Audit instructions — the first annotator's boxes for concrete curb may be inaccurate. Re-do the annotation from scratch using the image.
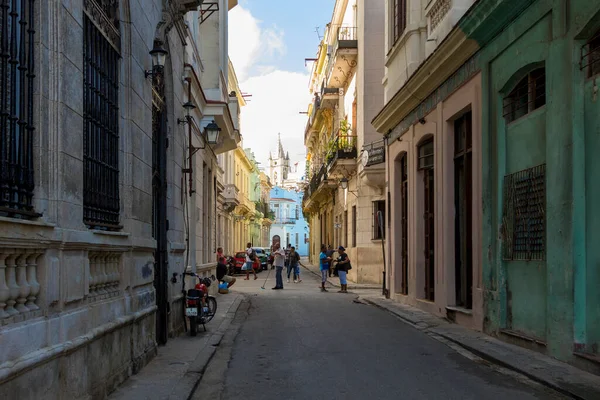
[168,295,244,400]
[361,297,600,400]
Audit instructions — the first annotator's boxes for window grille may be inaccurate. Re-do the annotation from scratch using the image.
[372,200,385,240]
[502,164,545,261]
[352,205,357,247]
[0,0,38,217]
[581,31,600,78]
[152,59,166,239]
[502,68,545,123]
[83,3,121,229]
[392,0,407,44]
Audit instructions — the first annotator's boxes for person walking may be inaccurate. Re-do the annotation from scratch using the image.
[289,246,303,283]
[216,247,236,288]
[326,245,335,277]
[244,242,258,281]
[319,244,332,292]
[336,246,351,293]
[272,243,286,290]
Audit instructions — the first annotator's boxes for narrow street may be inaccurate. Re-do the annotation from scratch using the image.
[193,270,565,400]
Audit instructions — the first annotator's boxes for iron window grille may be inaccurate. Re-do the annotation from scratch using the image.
[352,205,357,247]
[502,68,546,123]
[83,5,121,229]
[0,0,38,218]
[502,164,546,261]
[372,200,385,240]
[392,0,407,45]
[581,30,600,78]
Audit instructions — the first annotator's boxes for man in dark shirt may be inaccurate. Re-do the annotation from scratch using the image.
[216,247,236,288]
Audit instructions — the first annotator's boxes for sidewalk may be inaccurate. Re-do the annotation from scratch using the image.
[108,292,245,400]
[299,257,382,290]
[361,295,600,400]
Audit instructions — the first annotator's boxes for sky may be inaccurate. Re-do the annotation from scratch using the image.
[228,0,335,174]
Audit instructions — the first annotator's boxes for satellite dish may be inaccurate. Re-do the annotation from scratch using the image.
[361,150,369,167]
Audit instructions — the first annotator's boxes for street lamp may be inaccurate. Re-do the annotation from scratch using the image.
[340,177,349,190]
[204,120,221,144]
[145,41,168,78]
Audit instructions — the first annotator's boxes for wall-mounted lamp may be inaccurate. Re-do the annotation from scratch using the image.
[177,101,197,125]
[339,177,358,197]
[182,118,222,195]
[145,41,168,78]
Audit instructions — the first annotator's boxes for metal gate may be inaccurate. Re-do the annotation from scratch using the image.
[400,155,408,295]
[423,168,435,301]
[151,58,168,345]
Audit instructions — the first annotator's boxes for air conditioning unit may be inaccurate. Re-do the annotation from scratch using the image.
[180,0,203,12]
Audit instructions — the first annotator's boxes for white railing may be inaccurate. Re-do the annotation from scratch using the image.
[0,249,43,320]
[88,252,121,297]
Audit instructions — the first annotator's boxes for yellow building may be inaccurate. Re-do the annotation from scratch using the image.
[302,0,386,284]
[230,145,257,251]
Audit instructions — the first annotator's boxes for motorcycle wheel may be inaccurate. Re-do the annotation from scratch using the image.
[189,316,197,336]
[203,296,217,323]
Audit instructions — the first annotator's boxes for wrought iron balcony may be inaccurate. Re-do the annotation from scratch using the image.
[326,134,358,179]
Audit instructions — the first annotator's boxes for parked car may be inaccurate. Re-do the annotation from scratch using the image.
[252,247,268,270]
[233,251,260,273]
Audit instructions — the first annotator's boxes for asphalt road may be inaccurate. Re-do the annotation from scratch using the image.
[208,270,566,400]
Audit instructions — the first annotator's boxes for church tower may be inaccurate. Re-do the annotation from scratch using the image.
[268,133,290,187]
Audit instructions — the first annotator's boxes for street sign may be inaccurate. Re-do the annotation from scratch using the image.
[365,146,385,166]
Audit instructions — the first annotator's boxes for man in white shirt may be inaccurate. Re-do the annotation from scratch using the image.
[272,243,286,290]
[244,242,258,281]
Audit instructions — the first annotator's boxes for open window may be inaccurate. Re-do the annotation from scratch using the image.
[581,30,600,78]
[502,68,546,123]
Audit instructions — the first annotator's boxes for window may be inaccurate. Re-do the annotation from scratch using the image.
[295,233,299,247]
[352,206,357,247]
[344,210,348,247]
[454,112,473,309]
[0,0,37,217]
[373,200,385,240]
[502,68,546,123]
[151,42,166,239]
[83,0,121,228]
[418,139,435,301]
[392,0,407,45]
[295,205,299,219]
[582,31,600,78]
[286,232,290,247]
[502,164,546,261]
[418,139,434,170]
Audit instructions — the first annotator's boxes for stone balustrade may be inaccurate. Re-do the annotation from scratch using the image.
[88,252,122,298]
[0,249,42,321]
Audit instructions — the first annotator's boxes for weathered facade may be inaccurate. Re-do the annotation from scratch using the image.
[374,0,600,372]
[0,0,241,397]
[303,0,386,284]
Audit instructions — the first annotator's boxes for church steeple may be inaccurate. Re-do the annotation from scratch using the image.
[278,133,285,159]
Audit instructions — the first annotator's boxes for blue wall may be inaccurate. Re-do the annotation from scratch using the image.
[269,186,309,256]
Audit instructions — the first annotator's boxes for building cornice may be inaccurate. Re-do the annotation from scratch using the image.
[372,28,478,134]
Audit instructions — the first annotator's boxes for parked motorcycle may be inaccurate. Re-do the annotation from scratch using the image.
[225,255,236,276]
[182,272,218,336]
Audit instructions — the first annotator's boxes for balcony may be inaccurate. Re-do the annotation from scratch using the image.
[274,217,298,225]
[325,133,358,180]
[325,26,358,89]
[302,164,337,212]
[223,184,240,211]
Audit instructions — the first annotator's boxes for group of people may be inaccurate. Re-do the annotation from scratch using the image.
[270,243,303,290]
[319,245,351,293]
[215,242,352,293]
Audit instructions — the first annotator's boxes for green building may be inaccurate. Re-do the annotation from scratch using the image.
[467,0,600,369]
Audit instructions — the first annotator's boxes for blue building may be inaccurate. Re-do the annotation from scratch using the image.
[269,186,309,256]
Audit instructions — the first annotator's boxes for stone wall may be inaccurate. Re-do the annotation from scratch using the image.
[0,0,170,397]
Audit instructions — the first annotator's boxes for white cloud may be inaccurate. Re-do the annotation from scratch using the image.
[228,6,286,81]
[239,70,311,170]
[228,5,311,173]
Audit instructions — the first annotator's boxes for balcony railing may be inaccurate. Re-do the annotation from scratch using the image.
[274,217,298,224]
[326,134,358,168]
[326,25,358,85]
